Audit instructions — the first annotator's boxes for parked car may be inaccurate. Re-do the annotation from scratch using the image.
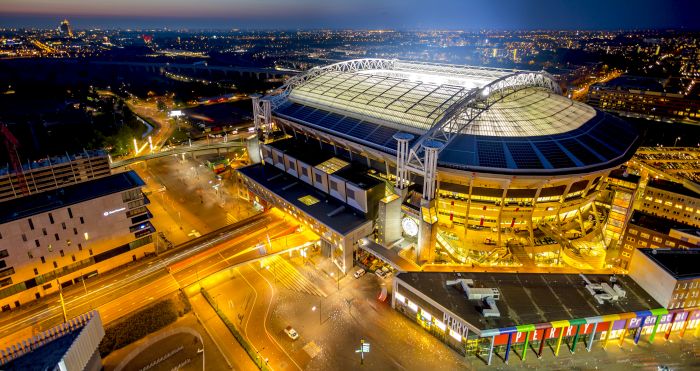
[375,269,386,278]
[284,326,299,340]
[353,268,366,278]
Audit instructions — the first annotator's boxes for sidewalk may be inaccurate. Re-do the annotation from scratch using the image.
[190,293,259,371]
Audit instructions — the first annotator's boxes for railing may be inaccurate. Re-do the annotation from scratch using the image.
[200,288,273,371]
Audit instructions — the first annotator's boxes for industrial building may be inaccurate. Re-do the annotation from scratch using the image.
[240,59,641,272]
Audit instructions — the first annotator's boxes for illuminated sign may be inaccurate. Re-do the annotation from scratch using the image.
[401,217,419,237]
[443,312,470,338]
[169,110,183,117]
[103,207,126,216]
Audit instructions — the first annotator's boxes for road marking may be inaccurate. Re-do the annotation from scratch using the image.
[250,264,303,371]
[237,267,257,337]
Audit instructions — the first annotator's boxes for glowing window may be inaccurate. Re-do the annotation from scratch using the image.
[435,320,447,331]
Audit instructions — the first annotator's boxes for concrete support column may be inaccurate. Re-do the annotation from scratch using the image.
[393,133,414,192]
[416,140,442,264]
[421,140,442,201]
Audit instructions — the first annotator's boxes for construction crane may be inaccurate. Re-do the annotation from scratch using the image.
[1,124,30,196]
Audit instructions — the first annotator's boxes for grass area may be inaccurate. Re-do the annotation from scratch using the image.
[98,290,192,357]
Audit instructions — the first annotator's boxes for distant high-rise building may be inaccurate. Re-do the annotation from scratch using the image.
[59,19,73,37]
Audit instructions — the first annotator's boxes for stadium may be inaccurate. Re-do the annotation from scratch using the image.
[240,59,640,273]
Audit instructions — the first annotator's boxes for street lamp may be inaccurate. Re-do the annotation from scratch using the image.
[675,136,681,146]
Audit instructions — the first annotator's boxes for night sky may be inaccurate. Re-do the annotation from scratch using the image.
[1,0,697,30]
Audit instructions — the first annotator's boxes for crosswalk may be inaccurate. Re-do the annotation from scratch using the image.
[263,255,326,297]
[225,212,237,225]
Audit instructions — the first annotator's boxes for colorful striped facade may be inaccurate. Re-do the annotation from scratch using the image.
[393,272,700,365]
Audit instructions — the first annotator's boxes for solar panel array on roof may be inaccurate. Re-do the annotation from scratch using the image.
[273,102,402,152]
[577,135,617,160]
[534,141,577,169]
[477,141,508,168]
[560,138,602,165]
[505,142,543,169]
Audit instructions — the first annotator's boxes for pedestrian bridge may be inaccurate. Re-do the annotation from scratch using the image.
[109,141,246,168]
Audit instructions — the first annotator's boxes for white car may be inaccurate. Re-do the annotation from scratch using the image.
[353,268,366,278]
[284,326,299,340]
[374,269,386,278]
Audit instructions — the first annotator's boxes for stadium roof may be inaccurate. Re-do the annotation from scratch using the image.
[268,59,640,175]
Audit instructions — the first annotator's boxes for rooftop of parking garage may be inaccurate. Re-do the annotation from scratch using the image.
[238,163,370,235]
[266,137,333,166]
[628,210,698,235]
[395,271,661,333]
[333,167,383,190]
[646,178,700,199]
[637,248,700,280]
[608,168,641,184]
[0,171,144,224]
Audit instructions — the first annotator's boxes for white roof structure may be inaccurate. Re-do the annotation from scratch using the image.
[267,59,639,174]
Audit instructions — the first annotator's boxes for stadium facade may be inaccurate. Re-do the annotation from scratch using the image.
[239,59,640,273]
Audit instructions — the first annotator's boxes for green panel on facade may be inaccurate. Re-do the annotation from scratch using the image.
[569,318,587,326]
[515,324,536,332]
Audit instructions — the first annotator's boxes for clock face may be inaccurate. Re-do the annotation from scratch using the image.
[402,217,419,237]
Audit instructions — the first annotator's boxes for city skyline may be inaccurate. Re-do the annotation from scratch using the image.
[0,2,698,370]
[1,0,698,30]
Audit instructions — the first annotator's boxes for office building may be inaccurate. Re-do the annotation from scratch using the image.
[0,171,155,311]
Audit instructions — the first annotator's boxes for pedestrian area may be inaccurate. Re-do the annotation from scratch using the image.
[357,238,421,273]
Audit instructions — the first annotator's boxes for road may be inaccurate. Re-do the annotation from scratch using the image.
[0,213,270,347]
